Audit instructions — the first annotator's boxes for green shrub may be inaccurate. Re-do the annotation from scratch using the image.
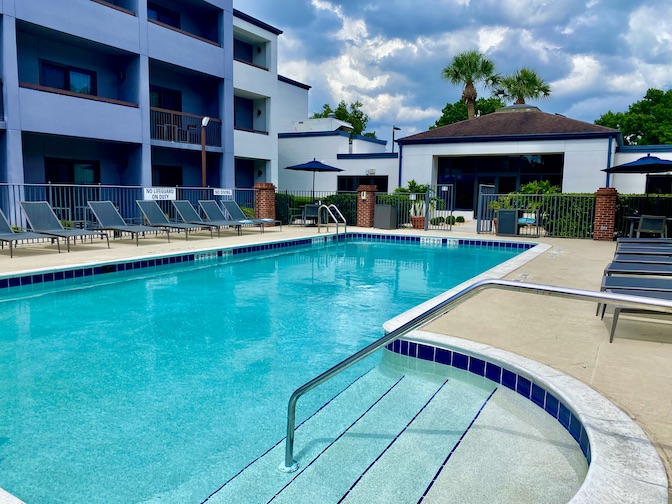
[456,216,465,223]
[430,216,445,225]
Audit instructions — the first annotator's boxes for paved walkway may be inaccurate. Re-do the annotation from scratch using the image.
[1,222,670,499]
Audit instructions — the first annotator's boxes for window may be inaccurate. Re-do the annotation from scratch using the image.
[234,96,254,130]
[150,85,182,111]
[45,158,101,184]
[41,62,96,96]
[148,2,180,28]
[234,39,254,64]
[337,176,389,193]
[152,165,182,186]
[647,175,672,195]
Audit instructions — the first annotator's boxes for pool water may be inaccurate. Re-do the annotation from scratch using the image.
[0,240,522,503]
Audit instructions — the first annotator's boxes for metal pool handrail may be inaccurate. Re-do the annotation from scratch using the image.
[317,204,346,235]
[280,278,672,472]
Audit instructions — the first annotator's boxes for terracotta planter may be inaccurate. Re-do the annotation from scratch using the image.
[411,216,425,229]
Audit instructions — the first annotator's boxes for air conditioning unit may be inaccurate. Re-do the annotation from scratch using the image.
[366,169,376,175]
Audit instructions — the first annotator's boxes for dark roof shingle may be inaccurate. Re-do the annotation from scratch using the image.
[400,107,619,143]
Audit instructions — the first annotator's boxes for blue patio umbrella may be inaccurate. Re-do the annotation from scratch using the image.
[603,154,672,174]
[285,158,344,201]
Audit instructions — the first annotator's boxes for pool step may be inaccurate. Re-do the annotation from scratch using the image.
[207,366,496,504]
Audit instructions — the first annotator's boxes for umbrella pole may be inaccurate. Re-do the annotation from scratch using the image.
[312,171,316,203]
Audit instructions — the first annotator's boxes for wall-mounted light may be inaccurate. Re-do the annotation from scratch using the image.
[257,109,262,116]
[256,46,262,54]
[361,191,367,200]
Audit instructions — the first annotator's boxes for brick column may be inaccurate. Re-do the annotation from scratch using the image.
[356,185,377,227]
[254,182,277,227]
[593,187,617,241]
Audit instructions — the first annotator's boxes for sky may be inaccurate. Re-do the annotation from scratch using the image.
[232,0,672,149]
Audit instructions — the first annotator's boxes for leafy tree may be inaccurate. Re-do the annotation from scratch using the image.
[311,100,376,138]
[429,97,505,129]
[442,50,499,120]
[595,88,672,145]
[494,67,551,105]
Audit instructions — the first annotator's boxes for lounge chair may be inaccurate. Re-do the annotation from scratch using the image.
[172,200,233,238]
[136,200,211,240]
[88,201,169,245]
[634,215,667,238]
[613,254,672,264]
[198,200,259,235]
[20,201,109,252]
[601,288,672,342]
[604,261,672,277]
[220,200,282,231]
[0,208,59,257]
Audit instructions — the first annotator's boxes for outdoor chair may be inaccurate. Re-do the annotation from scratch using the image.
[136,200,211,240]
[198,200,260,235]
[20,201,109,252]
[0,208,58,257]
[220,200,282,231]
[600,288,672,343]
[635,215,667,238]
[88,201,169,245]
[172,200,235,238]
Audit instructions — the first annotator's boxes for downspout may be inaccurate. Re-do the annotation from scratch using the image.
[605,135,613,188]
[397,143,403,188]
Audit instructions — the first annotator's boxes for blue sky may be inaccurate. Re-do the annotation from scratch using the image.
[233,0,672,148]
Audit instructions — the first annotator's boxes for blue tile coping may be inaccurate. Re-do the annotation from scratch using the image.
[385,339,591,463]
[0,233,535,292]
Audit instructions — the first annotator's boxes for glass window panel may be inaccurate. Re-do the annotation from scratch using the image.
[41,63,66,90]
[70,71,92,95]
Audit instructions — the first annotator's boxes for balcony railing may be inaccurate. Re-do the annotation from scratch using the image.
[150,108,222,147]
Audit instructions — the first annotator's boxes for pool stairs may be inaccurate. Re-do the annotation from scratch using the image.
[205,363,497,504]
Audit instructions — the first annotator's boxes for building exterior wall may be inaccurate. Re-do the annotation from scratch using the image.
[0,0,234,188]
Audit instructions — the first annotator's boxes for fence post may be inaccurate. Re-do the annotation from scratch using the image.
[593,187,617,241]
[356,185,377,227]
[254,182,277,226]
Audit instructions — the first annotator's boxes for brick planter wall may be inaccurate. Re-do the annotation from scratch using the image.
[593,187,617,241]
[254,182,277,227]
[356,185,377,227]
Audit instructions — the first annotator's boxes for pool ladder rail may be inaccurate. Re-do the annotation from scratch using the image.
[279,278,672,473]
[317,204,346,236]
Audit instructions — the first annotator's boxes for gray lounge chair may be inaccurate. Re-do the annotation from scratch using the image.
[136,200,211,240]
[0,208,58,257]
[88,201,169,245]
[172,200,233,238]
[613,254,672,264]
[634,215,667,238]
[601,288,672,342]
[20,201,109,252]
[198,200,256,235]
[220,199,281,231]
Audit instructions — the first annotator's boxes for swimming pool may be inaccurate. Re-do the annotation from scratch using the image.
[0,236,551,502]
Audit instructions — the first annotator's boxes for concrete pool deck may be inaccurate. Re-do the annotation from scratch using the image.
[0,222,670,501]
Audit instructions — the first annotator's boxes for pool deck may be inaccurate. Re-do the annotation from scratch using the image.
[1,222,670,501]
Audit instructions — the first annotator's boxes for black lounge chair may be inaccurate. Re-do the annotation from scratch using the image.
[0,208,58,257]
[220,200,281,231]
[612,254,672,265]
[88,201,169,245]
[604,261,672,277]
[172,200,232,238]
[136,200,211,240]
[198,200,256,235]
[20,201,109,252]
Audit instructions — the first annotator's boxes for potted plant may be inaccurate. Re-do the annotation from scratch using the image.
[409,199,426,229]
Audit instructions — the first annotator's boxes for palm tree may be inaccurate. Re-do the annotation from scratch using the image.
[442,50,499,120]
[495,67,551,105]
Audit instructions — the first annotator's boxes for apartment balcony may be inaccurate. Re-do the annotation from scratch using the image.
[150,108,221,147]
[18,83,142,142]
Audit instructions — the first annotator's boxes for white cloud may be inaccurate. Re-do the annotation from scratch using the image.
[477,27,508,53]
[623,5,672,60]
[551,55,601,96]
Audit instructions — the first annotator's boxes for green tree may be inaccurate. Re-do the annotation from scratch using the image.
[311,100,376,138]
[442,50,499,120]
[595,88,672,145]
[494,67,551,105]
[429,97,505,129]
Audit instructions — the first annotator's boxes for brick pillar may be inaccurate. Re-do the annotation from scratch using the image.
[254,182,277,227]
[593,187,617,241]
[356,185,377,227]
